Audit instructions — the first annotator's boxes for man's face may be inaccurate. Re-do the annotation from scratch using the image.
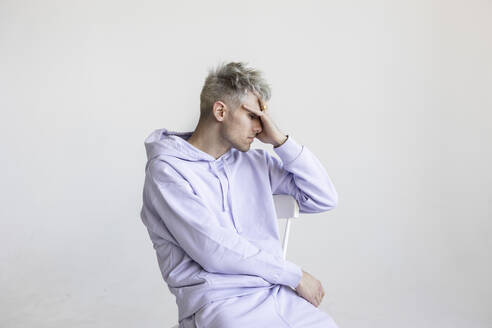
[222,91,263,152]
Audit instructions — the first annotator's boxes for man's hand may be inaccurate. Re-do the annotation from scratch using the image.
[241,90,287,147]
[295,269,325,307]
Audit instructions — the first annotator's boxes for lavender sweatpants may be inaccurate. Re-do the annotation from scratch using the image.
[179,284,340,328]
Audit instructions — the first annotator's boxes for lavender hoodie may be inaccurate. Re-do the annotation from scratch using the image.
[140,128,338,321]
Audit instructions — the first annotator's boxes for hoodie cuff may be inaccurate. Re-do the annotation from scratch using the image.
[278,260,303,289]
[273,135,303,166]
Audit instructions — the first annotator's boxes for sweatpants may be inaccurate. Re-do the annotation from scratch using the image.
[179,284,340,328]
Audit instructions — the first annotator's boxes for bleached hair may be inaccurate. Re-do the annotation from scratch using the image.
[199,61,271,119]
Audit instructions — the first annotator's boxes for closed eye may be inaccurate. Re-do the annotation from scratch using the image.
[249,114,257,119]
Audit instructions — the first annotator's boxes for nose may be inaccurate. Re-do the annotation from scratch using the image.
[253,120,262,134]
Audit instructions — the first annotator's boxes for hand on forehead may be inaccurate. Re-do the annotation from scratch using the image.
[251,88,267,111]
[241,88,267,114]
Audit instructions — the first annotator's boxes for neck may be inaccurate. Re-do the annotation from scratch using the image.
[187,119,231,160]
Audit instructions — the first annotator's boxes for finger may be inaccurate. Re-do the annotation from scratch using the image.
[241,104,264,116]
[258,98,266,111]
[258,98,267,111]
[251,88,263,103]
[251,88,267,111]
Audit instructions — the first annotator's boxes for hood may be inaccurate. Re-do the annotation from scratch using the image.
[144,128,234,164]
[144,128,235,212]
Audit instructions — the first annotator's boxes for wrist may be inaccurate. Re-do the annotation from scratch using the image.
[273,134,288,148]
[295,269,305,290]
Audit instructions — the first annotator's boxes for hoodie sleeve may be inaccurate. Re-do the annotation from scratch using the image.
[145,161,303,289]
[267,135,339,213]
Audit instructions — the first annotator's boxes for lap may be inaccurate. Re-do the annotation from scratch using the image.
[179,285,339,328]
[275,284,339,328]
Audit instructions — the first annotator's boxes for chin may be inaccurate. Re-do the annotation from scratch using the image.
[233,143,251,152]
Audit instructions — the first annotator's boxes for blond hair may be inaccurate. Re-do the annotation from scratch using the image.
[199,61,271,119]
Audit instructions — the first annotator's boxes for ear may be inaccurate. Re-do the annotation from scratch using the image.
[212,101,227,122]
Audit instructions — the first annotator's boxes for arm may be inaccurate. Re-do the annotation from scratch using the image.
[267,135,339,213]
[240,93,338,212]
[269,136,335,307]
[145,161,302,289]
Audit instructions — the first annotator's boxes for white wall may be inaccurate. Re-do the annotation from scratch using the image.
[1,0,491,327]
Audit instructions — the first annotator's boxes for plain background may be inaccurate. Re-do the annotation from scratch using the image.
[1,0,491,327]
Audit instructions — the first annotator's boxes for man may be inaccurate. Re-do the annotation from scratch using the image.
[140,62,340,327]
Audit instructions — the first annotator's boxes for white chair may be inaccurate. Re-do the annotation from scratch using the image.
[170,194,300,328]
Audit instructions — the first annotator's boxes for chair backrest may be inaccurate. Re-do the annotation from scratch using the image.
[273,194,300,259]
